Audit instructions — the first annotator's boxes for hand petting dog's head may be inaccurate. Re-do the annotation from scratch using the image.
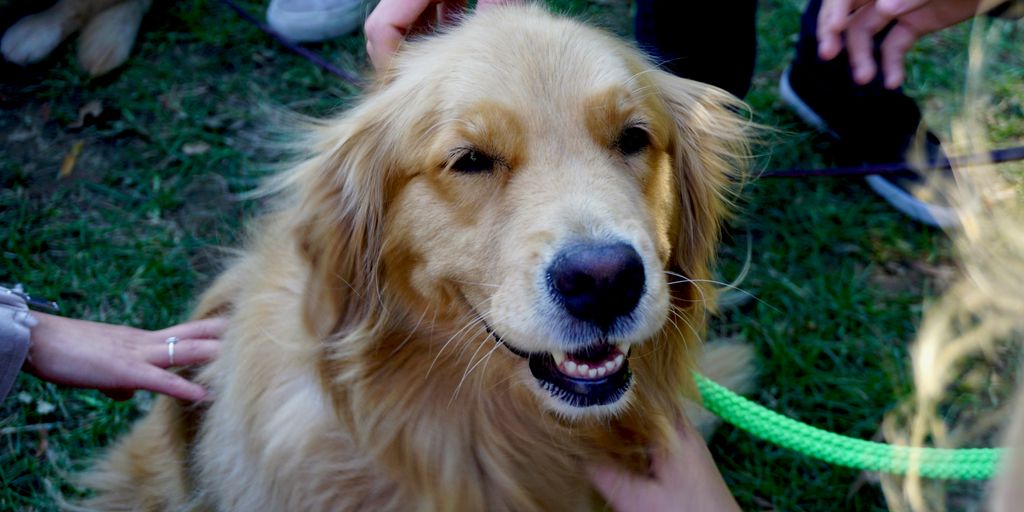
[290,5,749,420]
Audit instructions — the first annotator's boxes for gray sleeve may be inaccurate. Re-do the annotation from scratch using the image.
[0,287,37,402]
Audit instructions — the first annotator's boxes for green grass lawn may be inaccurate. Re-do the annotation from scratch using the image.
[1,0,1021,510]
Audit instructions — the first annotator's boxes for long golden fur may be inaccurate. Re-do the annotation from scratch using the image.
[83,5,752,510]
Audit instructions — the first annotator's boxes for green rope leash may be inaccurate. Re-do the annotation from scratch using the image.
[693,372,1004,480]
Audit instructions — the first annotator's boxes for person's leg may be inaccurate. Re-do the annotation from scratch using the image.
[635,0,758,99]
[780,0,957,227]
[784,0,927,165]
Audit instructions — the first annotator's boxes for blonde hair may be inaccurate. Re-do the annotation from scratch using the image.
[880,12,1024,511]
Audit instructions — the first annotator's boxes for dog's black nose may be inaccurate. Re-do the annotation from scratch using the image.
[547,242,645,329]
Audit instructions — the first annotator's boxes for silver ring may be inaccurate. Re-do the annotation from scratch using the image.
[165,336,178,366]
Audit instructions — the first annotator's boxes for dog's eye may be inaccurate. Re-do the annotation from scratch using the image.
[614,126,650,156]
[450,150,496,173]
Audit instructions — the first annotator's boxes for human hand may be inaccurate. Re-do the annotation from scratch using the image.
[24,314,224,401]
[587,418,740,512]
[817,0,986,88]
[364,0,519,70]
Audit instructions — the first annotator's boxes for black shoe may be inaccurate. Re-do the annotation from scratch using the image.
[779,64,958,228]
[778,0,959,228]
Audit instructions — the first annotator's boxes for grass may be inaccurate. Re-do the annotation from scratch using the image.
[1,0,1021,510]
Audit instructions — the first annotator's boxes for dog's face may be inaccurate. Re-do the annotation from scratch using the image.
[295,6,746,419]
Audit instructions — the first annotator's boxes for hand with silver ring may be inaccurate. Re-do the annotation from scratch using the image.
[24,314,225,401]
[165,336,179,366]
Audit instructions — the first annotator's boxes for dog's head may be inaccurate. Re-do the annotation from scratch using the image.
[288,5,749,420]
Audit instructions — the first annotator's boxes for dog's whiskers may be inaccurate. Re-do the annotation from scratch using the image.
[426,313,487,378]
[449,333,506,407]
[665,271,714,307]
[388,307,432,357]
[664,270,775,311]
[667,304,702,342]
[663,282,712,305]
[331,270,365,299]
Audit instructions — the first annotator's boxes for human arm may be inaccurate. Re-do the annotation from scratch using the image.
[23,313,224,401]
[587,418,740,512]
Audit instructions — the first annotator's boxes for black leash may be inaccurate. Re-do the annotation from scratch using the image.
[761,145,1024,178]
[217,0,1024,178]
[217,0,363,87]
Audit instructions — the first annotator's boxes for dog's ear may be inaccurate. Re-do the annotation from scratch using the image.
[278,93,417,339]
[652,71,751,284]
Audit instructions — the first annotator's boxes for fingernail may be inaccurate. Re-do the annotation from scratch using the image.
[818,43,834,61]
[855,67,872,85]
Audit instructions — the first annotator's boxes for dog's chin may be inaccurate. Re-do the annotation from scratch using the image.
[503,338,635,416]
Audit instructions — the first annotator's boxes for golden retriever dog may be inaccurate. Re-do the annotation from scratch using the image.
[83,5,753,510]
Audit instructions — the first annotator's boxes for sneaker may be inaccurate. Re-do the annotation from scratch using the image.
[780,65,959,228]
[266,0,371,43]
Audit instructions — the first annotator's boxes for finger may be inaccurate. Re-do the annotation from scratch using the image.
[876,0,930,16]
[586,463,650,511]
[818,0,853,60]
[365,0,439,70]
[845,5,893,84]
[122,364,208,401]
[817,0,872,60]
[147,339,221,368]
[156,316,227,342]
[879,24,916,88]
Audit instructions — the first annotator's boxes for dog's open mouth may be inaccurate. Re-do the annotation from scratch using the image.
[503,338,633,408]
[530,341,633,407]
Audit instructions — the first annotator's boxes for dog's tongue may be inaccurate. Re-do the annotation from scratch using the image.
[551,342,627,380]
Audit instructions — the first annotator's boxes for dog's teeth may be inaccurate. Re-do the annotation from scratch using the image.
[588,369,598,378]
[597,367,607,377]
[552,351,566,366]
[579,364,589,373]
[565,361,577,373]
[604,361,616,372]
[614,354,624,366]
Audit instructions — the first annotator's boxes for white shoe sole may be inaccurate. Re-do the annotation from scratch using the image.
[267,1,368,42]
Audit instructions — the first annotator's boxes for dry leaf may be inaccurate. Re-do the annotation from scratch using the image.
[68,100,104,129]
[59,141,84,179]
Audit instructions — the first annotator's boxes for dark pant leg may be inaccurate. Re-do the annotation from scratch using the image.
[789,0,930,165]
[635,0,758,99]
